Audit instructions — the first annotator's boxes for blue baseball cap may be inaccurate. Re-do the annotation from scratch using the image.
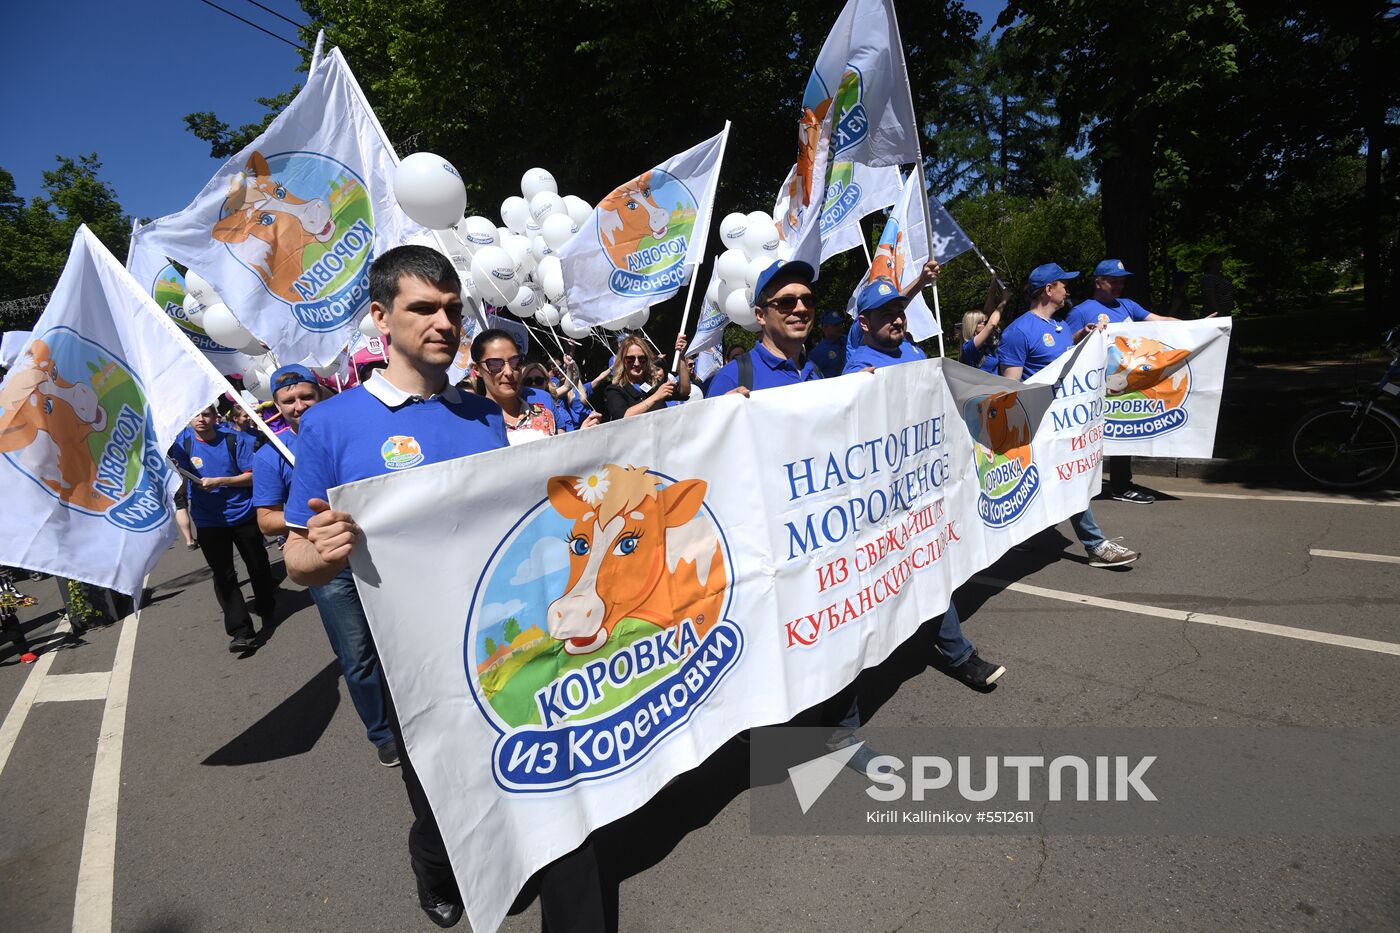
[1027,263,1080,289]
[753,260,816,306]
[855,278,907,315]
[1094,259,1132,277]
[820,310,847,326]
[269,364,318,393]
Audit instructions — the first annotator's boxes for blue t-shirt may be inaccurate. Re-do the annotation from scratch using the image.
[251,430,299,509]
[810,338,847,378]
[842,339,927,373]
[997,312,1075,379]
[706,342,823,396]
[960,338,999,374]
[1065,297,1150,333]
[171,428,256,528]
[285,376,508,528]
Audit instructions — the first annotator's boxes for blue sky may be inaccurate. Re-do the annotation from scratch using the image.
[1,0,1006,224]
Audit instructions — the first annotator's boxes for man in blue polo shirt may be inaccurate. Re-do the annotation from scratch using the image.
[252,364,398,769]
[810,310,849,378]
[841,278,1006,691]
[1001,263,1138,569]
[706,260,822,396]
[283,245,602,931]
[1065,259,1193,505]
[171,403,277,653]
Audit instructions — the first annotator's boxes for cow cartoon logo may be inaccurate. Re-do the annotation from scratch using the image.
[1103,335,1192,438]
[148,264,239,356]
[963,391,1041,528]
[0,328,171,531]
[380,435,423,470]
[464,463,741,792]
[213,150,375,333]
[596,171,698,299]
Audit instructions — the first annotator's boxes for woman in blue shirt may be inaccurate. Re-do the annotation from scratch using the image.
[959,279,1008,373]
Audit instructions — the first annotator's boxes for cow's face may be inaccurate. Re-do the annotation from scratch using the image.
[213,151,334,248]
[1109,337,1190,395]
[601,171,669,245]
[975,392,1028,456]
[545,476,707,655]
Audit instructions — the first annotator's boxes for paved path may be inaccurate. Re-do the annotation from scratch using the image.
[2,477,1397,932]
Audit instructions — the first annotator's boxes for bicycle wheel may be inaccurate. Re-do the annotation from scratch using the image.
[1291,403,1400,489]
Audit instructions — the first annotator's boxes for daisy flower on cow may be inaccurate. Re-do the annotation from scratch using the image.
[574,469,610,506]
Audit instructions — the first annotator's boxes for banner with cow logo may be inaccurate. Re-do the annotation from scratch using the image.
[331,332,1111,933]
[815,162,903,262]
[558,126,729,328]
[0,226,233,595]
[133,48,421,367]
[125,234,253,376]
[776,0,921,271]
[1028,319,1233,459]
[844,169,936,342]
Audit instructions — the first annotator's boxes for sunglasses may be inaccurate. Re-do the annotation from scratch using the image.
[623,354,651,365]
[764,293,816,312]
[478,355,526,375]
[523,378,547,387]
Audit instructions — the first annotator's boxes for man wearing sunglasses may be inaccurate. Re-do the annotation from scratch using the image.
[706,260,823,396]
[282,245,603,930]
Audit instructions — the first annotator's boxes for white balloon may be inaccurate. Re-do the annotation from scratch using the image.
[358,313,380,338]
[745,210,774,229]
[470,245,518,307]
[601,314,630,332]
[741,318,762,333]
[744,255,773,288]
[501,234,531,274]
[521,167,558,201]
[562,195,592,228]
[501,196,530,234]
[718,212,750,250]
[723,288,756,322]
[529,190,564,225]
[394,152,467,230]
[311,359,342,378]
[534,303,561,327]
[240,334,267,356]
[460,268,481,301]
[541,213,576,251]
[715,248,749,285]
[459,215,499,250]
[507,284,540,318]
[244,373,273,402]
[626,307,650,329]
[496,226,513,243]
[742,219,780,259]
[184,269,219,306]
[537,256,566,301]
[181,292,207,328]
[560,312,590,339]
[202,302,254,351]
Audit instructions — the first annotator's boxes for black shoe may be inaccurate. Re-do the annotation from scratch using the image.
[229,634,256,653]
[942,652,1006,692]
[416,879,463,929]
[377,740,401,768]
[1111,488,1155,504]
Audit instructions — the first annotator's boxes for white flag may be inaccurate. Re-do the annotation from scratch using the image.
[125,234,253,376]
[846,170,937,341]
[1,330,33,368]
[777,0,922,270]
[685,267,728,360]
[0,227,231,595]
[559,126,729,327]
[133,49,421,366]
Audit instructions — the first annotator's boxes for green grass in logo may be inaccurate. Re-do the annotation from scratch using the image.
[82,358,146,496]
[299,177,373,295]
[480,617,679,728]
[152,273,185,315]
[631,208,696,276]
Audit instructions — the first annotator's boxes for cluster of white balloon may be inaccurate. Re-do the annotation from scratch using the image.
[388,153,648,343]
[707,210,783,330]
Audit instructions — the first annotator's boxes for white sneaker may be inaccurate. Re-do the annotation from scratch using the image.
[1089,539,1139,568]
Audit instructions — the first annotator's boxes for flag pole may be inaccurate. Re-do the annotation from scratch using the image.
[671,121,731,372]
[931,282,946,358]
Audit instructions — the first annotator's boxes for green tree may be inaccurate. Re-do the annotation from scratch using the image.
[502,618,522,644]
[484,637,498,657]
[185,89,301,159]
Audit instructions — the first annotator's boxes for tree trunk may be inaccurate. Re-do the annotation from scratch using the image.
[1097,112,1157,303]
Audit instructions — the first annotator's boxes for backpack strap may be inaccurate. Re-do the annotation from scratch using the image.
[737,351,754,392]
[225,432,239,468]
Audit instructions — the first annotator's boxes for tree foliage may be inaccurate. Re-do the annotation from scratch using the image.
[184,89,301,160]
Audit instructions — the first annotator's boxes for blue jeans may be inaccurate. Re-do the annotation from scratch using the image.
[1071,505,1106,552]
[309,569,393,749]
[930,601,973,668]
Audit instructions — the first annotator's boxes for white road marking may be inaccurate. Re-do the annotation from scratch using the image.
[1160,489,1400,507]
[71,609,140,933]
[1309,548,1400,565]
[36,671,111,704]
[0,617,71,777]
[975,577,1400,658]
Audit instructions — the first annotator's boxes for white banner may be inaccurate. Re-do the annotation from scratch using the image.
[125,235,253,376]
[0,227,231,595]
[1029,319,1232,459]
[559,127,728,327]
[332,332,1110,932]
[133,49,421,367]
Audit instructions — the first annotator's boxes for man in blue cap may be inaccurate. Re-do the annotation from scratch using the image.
[1065,259,1192,505]
[706,260,822,396]
[811,310,849,378]
[252,364,400,769]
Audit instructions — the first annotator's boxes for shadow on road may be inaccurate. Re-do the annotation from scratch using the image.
[201,660,340,766]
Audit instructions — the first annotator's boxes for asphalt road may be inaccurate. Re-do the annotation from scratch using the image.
[2,477,1398,933]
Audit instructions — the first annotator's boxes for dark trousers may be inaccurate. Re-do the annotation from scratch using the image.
[383,679,606,931]
[197,518,276,638]
[1108,455,1133,493]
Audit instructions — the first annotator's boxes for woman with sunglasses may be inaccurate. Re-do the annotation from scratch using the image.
[470,330,599,445]
[597,333,690,422]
